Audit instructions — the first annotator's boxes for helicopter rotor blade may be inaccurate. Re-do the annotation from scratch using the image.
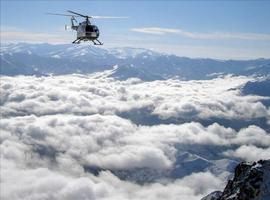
[91,16,129,19]
[48,11,129,20]
[46,12,78,17]
[66,10,128,19]
[67,10,88,18]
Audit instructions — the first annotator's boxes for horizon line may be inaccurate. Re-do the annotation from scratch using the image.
[1,41,270,61]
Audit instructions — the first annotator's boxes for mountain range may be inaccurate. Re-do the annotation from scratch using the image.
[1,43,270,80]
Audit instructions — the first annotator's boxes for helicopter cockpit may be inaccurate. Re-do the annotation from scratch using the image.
[86,25,99,35]
[77,21,100,39]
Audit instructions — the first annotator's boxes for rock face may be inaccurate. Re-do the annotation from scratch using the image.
[202,160,270,200]
[202,191,223,200]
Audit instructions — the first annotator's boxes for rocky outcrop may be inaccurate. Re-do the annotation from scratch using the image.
[202,160,270,200]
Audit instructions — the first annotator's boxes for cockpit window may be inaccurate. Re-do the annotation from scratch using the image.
[85,25,99,32]
[85,25,94,32]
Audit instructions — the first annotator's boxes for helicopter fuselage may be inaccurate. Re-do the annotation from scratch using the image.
[75,21,99,40]
[71,20,102,45]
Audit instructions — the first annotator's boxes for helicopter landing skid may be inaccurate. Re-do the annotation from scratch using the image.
[92,39,103,45]
[72,38,103,45]
[72,38,81,44]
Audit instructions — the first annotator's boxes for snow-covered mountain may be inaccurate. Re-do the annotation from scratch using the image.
[242,79,270,97]
[202,160,270,200]
[1,43,270,80]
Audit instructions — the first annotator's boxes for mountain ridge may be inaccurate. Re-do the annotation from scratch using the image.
[202,160,270,200]
[1,43,270,80]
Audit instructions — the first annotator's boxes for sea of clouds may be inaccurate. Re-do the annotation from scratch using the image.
[1,73,269,200]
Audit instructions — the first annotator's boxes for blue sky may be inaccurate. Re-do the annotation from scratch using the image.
[1,0,270,59]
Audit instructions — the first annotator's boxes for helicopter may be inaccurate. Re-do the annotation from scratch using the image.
[47,10,128,45]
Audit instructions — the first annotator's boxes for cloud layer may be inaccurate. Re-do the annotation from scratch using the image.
[1,74,269,199]
[0,27,72,44]
[1,74,269,124]
[131,27,270,41]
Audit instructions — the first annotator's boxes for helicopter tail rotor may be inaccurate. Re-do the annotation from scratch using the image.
[64,25,70,30]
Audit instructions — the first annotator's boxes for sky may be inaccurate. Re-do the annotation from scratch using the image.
[1,0,270,59]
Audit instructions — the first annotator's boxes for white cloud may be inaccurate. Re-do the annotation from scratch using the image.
[85,145,173,170]
[1,75,268,122]
[1,74,269,199]
[232,125,270,147]
[131,27,182,35]
[131,27,270,41]
[0,27,72,44]
[224,145,270,162]
[1,166,223,200]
